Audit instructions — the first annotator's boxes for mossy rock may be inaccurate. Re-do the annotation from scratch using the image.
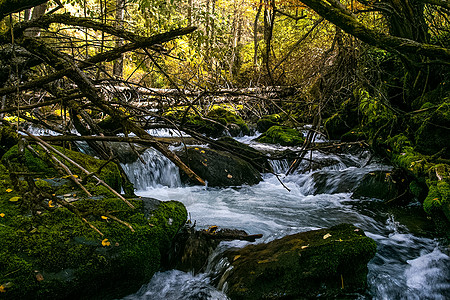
[424,181,450,216]
[177,147,262,187]
[256,126,304,146]
[256,114,283,133]
[0,191,187,299]
[2,144,122,193]
[0,125,18,158]
[165,107,249,138]
[217,223,376,299]
[206,108,250,137]
[211,136,272,173]
[352,169,412,203]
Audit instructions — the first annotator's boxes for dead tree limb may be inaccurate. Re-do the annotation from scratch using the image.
[23,130,136,209]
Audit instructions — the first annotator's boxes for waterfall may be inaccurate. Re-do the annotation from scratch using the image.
[121,148,181,190]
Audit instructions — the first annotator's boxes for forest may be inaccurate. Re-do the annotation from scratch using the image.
[0,0,449,299]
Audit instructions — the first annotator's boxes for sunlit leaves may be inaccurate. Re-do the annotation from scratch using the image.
[9,197,20,202]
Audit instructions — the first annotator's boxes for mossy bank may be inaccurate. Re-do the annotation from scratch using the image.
[0,143,188,299]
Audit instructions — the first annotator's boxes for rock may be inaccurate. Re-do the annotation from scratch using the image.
[0,174,188,300]
[352,169,412,203]
[177,147,262,187]
[211,136,272,173]
[165,107,249,138]
[2,144,123,193]
[168,225,263,274]
[206,108,250,137]
[256,114,283,133]
[256,126,304,146]
[215,224,377,300]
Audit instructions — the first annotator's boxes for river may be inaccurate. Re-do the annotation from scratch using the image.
[119,133,449,300]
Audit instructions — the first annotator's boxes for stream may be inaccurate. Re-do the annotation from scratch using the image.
[116,133,450,299]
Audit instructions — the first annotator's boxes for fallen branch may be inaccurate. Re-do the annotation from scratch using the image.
[23,130,136,209]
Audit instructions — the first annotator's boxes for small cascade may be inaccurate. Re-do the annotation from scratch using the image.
[121,148,181,190]
[269,159,290,174]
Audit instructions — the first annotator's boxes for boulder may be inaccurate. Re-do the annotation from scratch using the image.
[177,147,262,187]
[206,108,250,137]
[352,169,412,203]
[0,168,188,300]
[168,225,262,274]
[211,136,272,173]
[215,224,376,299]
[2,144,123,193]
[256,114,283,133]
[165,107,249,138]
[256,126,304,147]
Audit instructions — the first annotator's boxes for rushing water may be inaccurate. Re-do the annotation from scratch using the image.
[121,134,449,300]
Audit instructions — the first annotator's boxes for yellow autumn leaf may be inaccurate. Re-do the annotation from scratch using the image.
[323,233,332,239]
[194,147,199,150]
[101,216,108,220]
[101,239,111,246]
[48,200,55,208]
[9,197,20,202]
[5,188,12,193]
[433,198,439,201]
[301,245,309,249]
[200,150,205,154]
[0,285,5,293]
[0,213,5,218]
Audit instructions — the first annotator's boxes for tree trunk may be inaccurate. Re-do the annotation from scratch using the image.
[113,0,125,79]
[253,0,263,68]
[24,2,47,37]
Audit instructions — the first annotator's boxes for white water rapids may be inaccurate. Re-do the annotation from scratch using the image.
[119,134,449,300]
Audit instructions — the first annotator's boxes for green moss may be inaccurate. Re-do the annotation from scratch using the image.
[0,125,18,158]
[165,107,249,137]
[256,125,304,146]
[223,224,376,299]
[424,181,450,216]
[2,144,122,193]
[256,114,283,133]
[0,193,187,299]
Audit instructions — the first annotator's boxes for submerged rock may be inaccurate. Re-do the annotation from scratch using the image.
[215,223,377,299]
[177,147,262,187]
